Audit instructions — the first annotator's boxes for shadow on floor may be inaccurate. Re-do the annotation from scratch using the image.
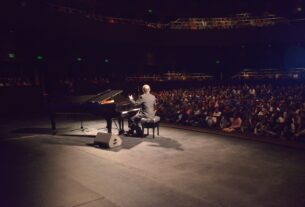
[34,134,184,152]
[12,128,56,135]
[145,137,184,151]
[11,127,183,151]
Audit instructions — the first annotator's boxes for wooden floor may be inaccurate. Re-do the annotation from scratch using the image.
[1,116,305,207]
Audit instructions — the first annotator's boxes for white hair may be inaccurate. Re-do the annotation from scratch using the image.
[142,84,151,93]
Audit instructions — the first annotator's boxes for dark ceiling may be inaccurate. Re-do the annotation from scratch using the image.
[1,0,305,75]
[2,0,305,24]
[47,0,304,21]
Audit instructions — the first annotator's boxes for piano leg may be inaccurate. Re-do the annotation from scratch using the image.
[106,118,112,133]
[118,117,125,135]
[121,117,125,131]
[51,114,56,130]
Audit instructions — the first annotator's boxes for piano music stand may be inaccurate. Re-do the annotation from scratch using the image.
[69,118,90,133]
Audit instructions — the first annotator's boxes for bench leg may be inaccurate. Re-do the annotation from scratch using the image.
[153,127,155,138]
[157,124,159,136]
[147,127,149,135]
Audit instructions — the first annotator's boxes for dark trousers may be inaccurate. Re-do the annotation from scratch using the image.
[128,113,144,135]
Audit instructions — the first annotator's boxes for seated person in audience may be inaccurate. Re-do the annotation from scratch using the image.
[276,112,286,138]
[220,113,230,129]
[212,108,222,126]
[205,111,214,128]
[295,112,305,138]
[222,113,243,133]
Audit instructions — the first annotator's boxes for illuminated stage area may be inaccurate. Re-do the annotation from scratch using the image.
[1,117,305,207]
[2,1,305,206]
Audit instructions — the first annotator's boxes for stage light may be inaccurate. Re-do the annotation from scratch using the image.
[297,7,302,12]
[148,9,153,14]
[104,59,109,63]
[36,55,44,60]
[77,57,82,62]
[8,53,15,59]
[216,60,220,64]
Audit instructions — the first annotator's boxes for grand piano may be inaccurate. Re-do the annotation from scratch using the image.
[49,89,140,134]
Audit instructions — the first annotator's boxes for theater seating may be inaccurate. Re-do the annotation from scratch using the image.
[141,116,160,138]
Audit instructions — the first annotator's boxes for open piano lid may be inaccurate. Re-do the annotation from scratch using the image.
[51,89,123,104]
[85,90,123,104]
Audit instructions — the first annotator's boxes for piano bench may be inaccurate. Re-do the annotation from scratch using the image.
[140,116,160,138]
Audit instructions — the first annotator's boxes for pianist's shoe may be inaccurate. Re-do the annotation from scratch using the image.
[135,127,144,138]
[126,129,135,137]
[125,128,144,137]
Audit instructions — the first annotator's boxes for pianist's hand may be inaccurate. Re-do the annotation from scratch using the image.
[128,95,134,100]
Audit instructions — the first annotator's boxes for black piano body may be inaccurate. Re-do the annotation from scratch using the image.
[49,89,139,134]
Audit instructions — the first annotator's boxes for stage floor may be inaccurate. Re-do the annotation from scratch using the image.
[1,116,305,207]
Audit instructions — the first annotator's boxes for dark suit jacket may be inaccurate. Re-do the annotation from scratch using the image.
[130,93,156,119]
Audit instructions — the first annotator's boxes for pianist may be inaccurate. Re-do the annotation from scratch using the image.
[128,84,157,136]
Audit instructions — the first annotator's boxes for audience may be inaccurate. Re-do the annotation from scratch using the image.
[2,74,304,141]
[0,77,34,88]
[155,84,305,140]
[49,76,110,94]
